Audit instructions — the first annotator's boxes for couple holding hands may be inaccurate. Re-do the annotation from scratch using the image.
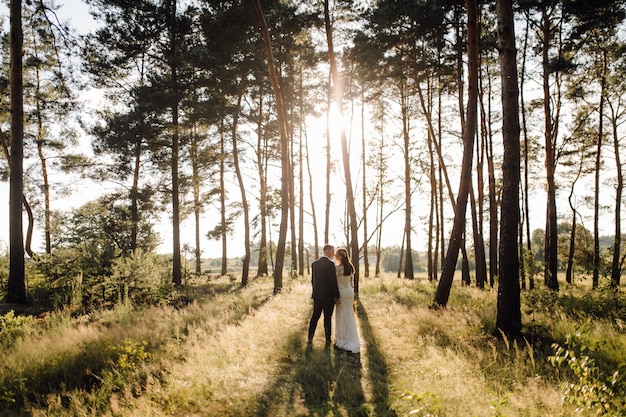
[307,244,361,354]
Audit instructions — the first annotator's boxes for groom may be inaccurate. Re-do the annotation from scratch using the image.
[307,244,341,346]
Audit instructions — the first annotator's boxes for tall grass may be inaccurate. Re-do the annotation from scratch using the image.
[0,274,624,416]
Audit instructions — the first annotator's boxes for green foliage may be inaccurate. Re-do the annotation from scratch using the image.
[550,326,626,416]
[523,285,626,322]
[0,311,36,348]
[108,250,175,307]
[0,252,8,298]
[380,246,426,274]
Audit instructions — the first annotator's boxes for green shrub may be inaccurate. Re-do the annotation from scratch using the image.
[550,326,626,416]
[0,311,36,348]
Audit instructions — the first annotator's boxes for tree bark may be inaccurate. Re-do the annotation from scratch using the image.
[219,116,227,276]
[541,7,559,291]
[8,0,26,303]
[34,66,51,255]
[610,103,623,287]
[324,0,359,293]
[298,75,305,277]
[232,91,250,286]
[169,0,182,286]
[433,0,479,308]
[304,125,319,261]
[401,82,414,279]
[190,122,202,275]
[256,88,269,277]
[592,53,606,289]
[495,0,522,337]
[361,87,369,278]
[253,0,289,294]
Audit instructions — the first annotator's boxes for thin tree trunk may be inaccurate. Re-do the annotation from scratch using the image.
[34,66,52,255]
[256,89,269,277]
[254,0,289,294]
[289,102,297,275]
[520,10,532,290]
[401,83,414,279]
[324,0,359,293]
[428,125,436,282]
[324,72,332,245]
[219,116,227,276]
[592,53,606,289]
[232,91,250,286]
[304,126,319,261]
[610,102,623,287]
[494,0,522,337]
[8,0,26,303]
[361,87,369,278]
[433,0,478,308]
[542,7,559,291]
[169,0,182,286]
[191,122,201,274]
[298,75,305,277]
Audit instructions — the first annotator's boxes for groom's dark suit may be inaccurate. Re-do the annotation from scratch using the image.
[308,255,340,344]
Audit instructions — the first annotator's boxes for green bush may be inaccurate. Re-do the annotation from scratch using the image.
[0,311,36,348]
[550,326,626,416]
[109,250,175,307]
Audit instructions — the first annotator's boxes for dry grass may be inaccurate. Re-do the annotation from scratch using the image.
[2,274,623,416]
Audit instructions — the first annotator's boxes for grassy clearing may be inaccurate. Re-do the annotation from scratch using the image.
[1,274,624,416]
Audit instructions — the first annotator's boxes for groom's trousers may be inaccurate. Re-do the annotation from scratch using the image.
[308,299,335,343]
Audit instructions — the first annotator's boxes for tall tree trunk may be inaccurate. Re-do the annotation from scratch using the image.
[169,0,182,286]
[375,118,385,278]
[8,0,26,303]
[232,91,250,286]
[254,0,289,294]
[494,0,522,337]
[324,0,359,293]
[520,10,532,290]
[542,7,559,291]
[256,89,269,277]
[304,127,319,261]
[191,122,201,275]
[131,124,142,254]
[479,54,498,289]
[324,72,332,245]
[401,83,414,279]
[610,102,623,287]
[219,116,227,276]
[433,0,478,308]
[361,87,369,278]
[428,125,436,282]
[592,53,606,289]
[34,66,51,255]
[298,75,305,277]
[289,104,297,275]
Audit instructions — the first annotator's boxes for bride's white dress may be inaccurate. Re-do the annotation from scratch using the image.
[334,265,360,353]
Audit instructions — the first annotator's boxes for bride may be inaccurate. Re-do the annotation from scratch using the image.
[334,248,360,354]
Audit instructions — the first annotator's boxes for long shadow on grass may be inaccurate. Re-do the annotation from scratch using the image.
[249,327,368,416]
[357,302,398,417]
[248,303,396,417]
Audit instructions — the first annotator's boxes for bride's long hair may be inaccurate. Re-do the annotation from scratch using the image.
[336,248,355,276]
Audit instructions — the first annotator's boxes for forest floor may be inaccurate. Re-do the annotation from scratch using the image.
[1,273,624,416]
